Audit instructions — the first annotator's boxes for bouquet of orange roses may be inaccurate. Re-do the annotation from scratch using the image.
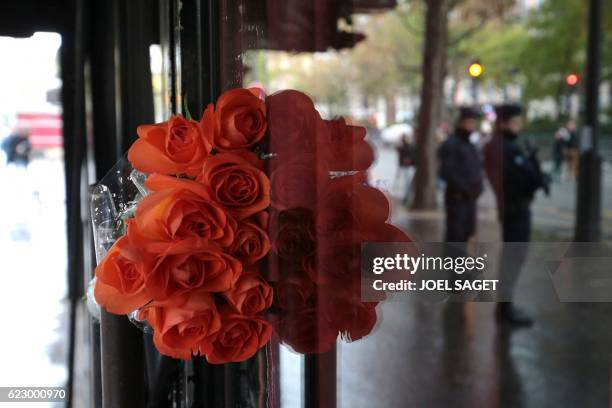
[90,87,411,364]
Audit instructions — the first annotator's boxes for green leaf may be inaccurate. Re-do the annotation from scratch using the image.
[183,93,193,121]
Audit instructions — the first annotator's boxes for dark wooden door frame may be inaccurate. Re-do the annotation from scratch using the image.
[0,1,96,406]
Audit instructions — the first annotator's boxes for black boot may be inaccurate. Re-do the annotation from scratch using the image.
[496,302,533,327]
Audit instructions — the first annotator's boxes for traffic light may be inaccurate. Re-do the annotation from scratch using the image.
[468,61,483,78]
[566,73,580,87]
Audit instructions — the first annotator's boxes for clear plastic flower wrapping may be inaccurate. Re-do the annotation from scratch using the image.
[87,156,149,330]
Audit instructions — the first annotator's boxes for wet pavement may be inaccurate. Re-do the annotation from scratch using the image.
[339,300,612,407]
[0,158,68,407]
[331,144,612,407]
[339,258,612,408]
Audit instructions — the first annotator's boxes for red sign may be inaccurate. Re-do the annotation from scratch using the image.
[16,112,63,148]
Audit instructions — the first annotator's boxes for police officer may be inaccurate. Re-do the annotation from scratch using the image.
[439,107,483,243]
[484,104,547,326]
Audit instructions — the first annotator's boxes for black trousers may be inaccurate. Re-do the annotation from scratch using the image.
[499,208,531,300]
[502,208,531,242]
[445,199,477,243]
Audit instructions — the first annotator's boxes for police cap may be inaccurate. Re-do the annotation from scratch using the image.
[495,104,523,121]
[458,106,482,121]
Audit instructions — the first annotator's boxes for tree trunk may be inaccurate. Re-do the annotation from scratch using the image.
[412,0,448,210]
[439,15,450,127]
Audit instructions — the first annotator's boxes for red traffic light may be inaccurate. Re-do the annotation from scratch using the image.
[566,73,580,86]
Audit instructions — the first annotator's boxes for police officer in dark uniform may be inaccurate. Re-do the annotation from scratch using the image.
[439,107,483,243]
[484,104,548,326]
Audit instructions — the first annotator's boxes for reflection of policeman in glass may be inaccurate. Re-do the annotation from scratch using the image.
[484,104,547,326]
[439,107,483,243]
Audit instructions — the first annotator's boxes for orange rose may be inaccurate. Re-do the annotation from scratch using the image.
[128,115,211,177]
[94,224,150,314]
[223,273,273,316]
[229,213,270,264]
[145,240,242,305]
[206,306,272,364]
[200,88,266,151]
[143,293,221,360]
[197,152,270,220]
[135,174,236,249]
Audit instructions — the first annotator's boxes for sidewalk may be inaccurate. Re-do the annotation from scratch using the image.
[336,195,612,407]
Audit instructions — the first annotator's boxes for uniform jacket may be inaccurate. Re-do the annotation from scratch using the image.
[438,133,483,201]
[484,132,544,214]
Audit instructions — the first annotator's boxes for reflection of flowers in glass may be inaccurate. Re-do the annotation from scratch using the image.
[306,241,360,286]
[266,90,413,354]
[274,270,315,311]
[317,176,390,235]
[277,309,338,354]
[267,90,323,153]
[271,208,316,261]
[326,118,375,172]
[269,155,328,211]
[320,289,378,342]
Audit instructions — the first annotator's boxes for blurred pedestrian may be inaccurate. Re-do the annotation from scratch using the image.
[552,122,569,180]
[557,119,578,180]
[397,133,415,169]
[438,107,483,243]
[395,133,415,203]
[484,104,548,326]
[1,127,31,167]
